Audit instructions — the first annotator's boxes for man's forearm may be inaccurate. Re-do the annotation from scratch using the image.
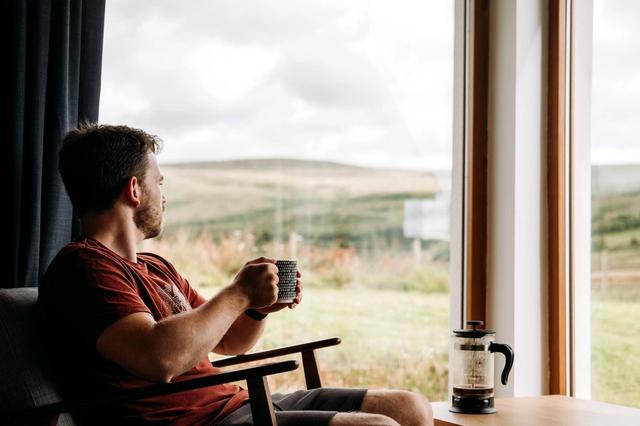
[216,312,266,355]
[151,285,249,380]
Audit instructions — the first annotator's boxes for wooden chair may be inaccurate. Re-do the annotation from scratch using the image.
[0,288,341,426]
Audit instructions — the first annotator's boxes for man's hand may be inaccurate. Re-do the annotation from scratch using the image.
[214,263,304,355]
[231,257,279,309]
[257,269,303,314]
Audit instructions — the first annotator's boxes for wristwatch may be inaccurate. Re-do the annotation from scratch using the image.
[244,308,268,321]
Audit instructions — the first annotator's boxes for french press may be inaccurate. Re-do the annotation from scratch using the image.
[449,320,514,414]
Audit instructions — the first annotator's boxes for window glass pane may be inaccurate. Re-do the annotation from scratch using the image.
[591,0,640,408]
[101,0,454,399]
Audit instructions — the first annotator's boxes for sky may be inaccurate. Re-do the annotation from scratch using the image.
[591,0,640,165]
[99,1,640,169]
[99,0,454,170]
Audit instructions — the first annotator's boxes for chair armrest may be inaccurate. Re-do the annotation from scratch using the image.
[1,360,299,422]
[212,337,341,367]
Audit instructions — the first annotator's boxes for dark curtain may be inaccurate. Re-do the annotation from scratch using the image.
[1,0,106,288]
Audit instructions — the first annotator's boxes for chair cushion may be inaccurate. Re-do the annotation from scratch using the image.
[0,288,75,425]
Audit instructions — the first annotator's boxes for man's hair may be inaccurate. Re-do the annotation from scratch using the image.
[59,123,162,217]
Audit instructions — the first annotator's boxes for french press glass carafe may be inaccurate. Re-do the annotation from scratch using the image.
[450,320,514,414]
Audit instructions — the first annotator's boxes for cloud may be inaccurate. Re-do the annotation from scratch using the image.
[590,0,640,164]
[271,47,391,110]
[103,0,348,48]
[100,1,640,169]
[99,0,454,170]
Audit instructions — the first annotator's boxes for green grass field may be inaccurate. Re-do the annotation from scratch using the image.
[592,292,640,407]
[198,286,450,399]
[590,169,640,406]
[195,283,640,407]
[155,159,640,407]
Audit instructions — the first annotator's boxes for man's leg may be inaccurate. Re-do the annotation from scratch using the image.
[215,388,432,426]
[356,389,433,426]
[330,412,400,425]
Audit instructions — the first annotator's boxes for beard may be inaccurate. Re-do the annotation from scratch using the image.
[134,194,164,239]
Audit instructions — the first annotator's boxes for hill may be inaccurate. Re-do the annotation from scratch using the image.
[159,158,446,248]
[593,164,640,196]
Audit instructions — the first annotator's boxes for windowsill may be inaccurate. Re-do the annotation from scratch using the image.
[431,395,640,426]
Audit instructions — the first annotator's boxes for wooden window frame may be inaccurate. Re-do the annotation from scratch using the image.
[464,0,490,326]
[464,0,575,395]
[548,0,574,396]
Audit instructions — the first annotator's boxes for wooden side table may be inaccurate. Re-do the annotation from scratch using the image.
[431,395,640,426]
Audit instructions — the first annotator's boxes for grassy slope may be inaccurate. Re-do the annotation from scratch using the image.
[159,160,640,406]
[160,160,451,398]
[590,166,640,407]
[592,165,640,270]
[161,159,441,246]
[199,286,450,399]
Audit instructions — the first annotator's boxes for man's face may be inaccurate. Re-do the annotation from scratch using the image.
[134,152,166,239]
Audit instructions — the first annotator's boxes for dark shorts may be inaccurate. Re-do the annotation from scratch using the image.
[214,388,368,426]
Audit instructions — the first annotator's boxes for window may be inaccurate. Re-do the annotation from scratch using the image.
[589,0,640,408]
[101,1,458,399]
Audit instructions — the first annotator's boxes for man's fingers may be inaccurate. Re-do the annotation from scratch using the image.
[246,256,276,266]
[291,282,302,306]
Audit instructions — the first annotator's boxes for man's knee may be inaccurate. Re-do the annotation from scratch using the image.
[397,390,431,409]
[330,413,400,426]
[396,390,433,424]
[364,389,433,426]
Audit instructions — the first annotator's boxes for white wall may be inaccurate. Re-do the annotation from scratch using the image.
[486,0,549,397]
[572,0,593,399]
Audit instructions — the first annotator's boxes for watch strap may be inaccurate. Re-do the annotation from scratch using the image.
[244,308,268,321]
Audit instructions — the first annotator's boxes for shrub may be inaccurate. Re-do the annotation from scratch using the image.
[362,264,449,293]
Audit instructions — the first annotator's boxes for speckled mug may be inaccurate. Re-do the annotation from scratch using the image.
[275,260,297,303]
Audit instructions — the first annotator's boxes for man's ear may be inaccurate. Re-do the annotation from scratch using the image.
[122,176,142,207]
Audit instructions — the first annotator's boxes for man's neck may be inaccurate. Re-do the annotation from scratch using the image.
[81,209,143,263]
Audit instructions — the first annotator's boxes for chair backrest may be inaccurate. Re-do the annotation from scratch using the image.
[0,288,75,426]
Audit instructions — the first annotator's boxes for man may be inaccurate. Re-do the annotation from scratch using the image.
[38,123,433,425]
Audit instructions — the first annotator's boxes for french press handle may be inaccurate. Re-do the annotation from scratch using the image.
[489,342,514,385]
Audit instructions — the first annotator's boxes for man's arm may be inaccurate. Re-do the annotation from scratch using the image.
[214,270,303,355]
[214,312,266,355]
[96,258,278,383]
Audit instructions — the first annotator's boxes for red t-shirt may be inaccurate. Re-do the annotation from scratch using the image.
[38,236,249,425]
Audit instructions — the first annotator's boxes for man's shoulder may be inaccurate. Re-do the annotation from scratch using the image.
[42,238,133,290]
[39,240,114,306]
[50,238,118,269]
[137,251,168,262]
[138,252,176,271]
